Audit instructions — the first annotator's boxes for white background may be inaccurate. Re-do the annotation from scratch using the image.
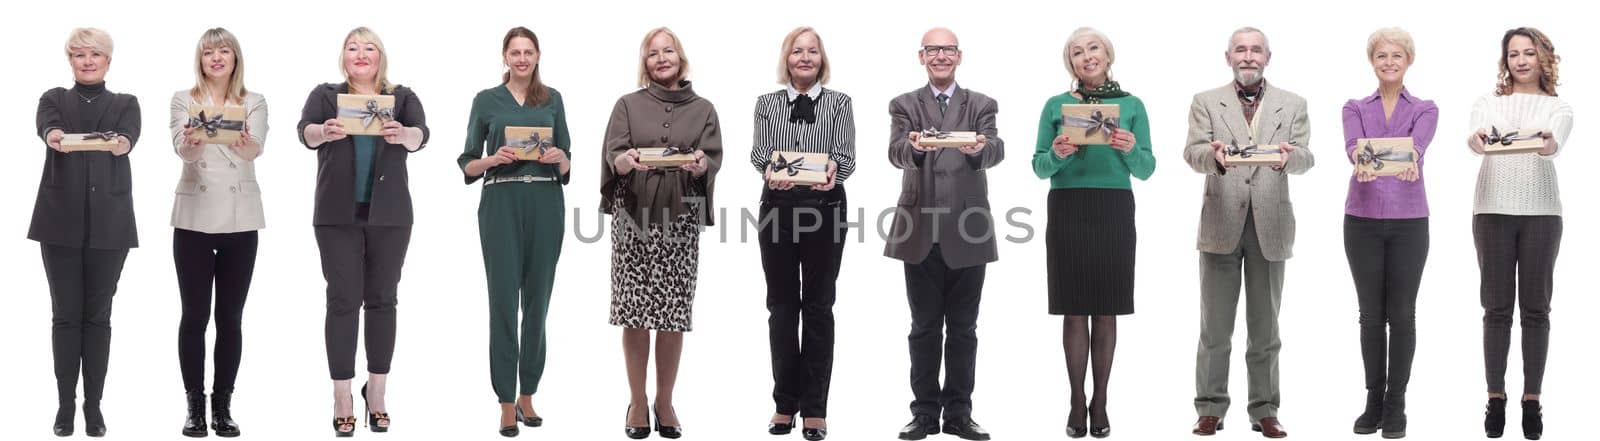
[1,0,1593,440]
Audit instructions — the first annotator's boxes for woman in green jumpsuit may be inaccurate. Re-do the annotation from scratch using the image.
[457,27,571,438]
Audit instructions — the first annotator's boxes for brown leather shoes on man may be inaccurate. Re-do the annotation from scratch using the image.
[1251,417,1288,438]
[1192,416,1223,436]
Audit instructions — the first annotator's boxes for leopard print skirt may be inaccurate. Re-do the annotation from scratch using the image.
[608,197,701,332]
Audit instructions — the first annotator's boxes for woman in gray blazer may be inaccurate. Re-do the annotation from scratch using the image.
[297,26,429,437]
[167,27,267,438]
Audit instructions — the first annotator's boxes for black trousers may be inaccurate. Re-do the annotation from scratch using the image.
[905,244,986,420]
[759,187,846,418]
[1473,214,1561,395]
[314,218,412,380]
[174,228,259,394]
[1343,216,1428,396]
[41,244,130,404]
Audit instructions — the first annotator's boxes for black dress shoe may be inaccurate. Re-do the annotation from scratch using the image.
[769,414,796,435]
[1090,426,1111,438]
[53,403,75,437]
[942,417,992,441]
[1066,425,1087,438]
[212,392,240,437]
[654,405,682,439]
[624,404,651,440]
[516,405,543,428]
[802,427,828,440]
[83,401,107,437]
[1485,397,1507,438]
[898,414,938,440]
[1522,400,1543,440]
[183,392,208,437]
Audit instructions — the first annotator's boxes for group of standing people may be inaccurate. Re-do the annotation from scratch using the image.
[28,22,1570,441]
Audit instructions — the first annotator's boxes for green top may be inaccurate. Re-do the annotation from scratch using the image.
[458,85,572,185]
[353,135,378,203]
[1031,92,1154,189]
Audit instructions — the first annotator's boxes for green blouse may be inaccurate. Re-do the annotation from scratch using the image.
[458,85,572,185]
[1031,92,1154,189]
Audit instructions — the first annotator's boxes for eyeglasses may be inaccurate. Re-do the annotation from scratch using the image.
[922,45,960,56]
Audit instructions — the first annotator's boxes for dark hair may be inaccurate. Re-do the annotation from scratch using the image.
[1496,27,1560,96]
[502,27,550,107]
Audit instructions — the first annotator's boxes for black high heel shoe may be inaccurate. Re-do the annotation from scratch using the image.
[516,404,543,427]
[1485,397,1507,438]
[801,418,828,441]
[1522,400,1543,440]
[654,404,683,439]
[624,404,651,439]
[333,416,357,438]
[500,406,520,438]
[769,414,796,435]
[1066,405,1088,439]
[212,392,241,437]
[53,402,75,437]
[83,400,107,437]
[362,383,390,433]
[1089,400,1111,438]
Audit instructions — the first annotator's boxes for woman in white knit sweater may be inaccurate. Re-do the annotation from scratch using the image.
[1464,27,1572,441]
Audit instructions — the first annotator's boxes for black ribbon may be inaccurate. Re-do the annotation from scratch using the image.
[82,131,119,142]
[508,131,553,157]
[769,152,826,176]
[790,94,816,124]
[921,128,952,139]
[337,99,395,129]
[1355,141,1415,171]
[1225,140,1282,158]
[658,145,696,156]
[1060,109,1120,140]
[1484,127,1542,146]
[188,110,246,138]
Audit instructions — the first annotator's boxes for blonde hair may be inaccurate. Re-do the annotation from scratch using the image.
[340,27,392,92]
[1062,27,1114,83]
[64,27,113,58]
[1495,27,1560,97]
[637,27,690,88]
[1366,27,1415,62]
[776,27,830,86]
[189,28,248,105]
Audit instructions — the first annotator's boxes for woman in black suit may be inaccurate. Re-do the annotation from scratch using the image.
[32,27,141,438]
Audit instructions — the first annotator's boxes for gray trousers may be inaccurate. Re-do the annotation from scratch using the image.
[1194,213,1284,420]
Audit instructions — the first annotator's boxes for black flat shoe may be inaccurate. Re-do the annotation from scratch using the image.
[83,401,107,437]
[624,404,651,439]
[1485,397,1507,438]
[333,416,357,438]
[898,414,939,440]
[1090,426,1111,438]
[212,392,240,437]
[53,403,74,437]
[183,392,208,437]
[769,414,796,435]
[803,427,828,440]
[362,383,390,433]
[1521,400,1542,440]
[515,405,543,428]
[654,405,682,439]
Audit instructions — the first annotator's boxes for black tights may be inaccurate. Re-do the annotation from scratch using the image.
[1063,315,1117,427]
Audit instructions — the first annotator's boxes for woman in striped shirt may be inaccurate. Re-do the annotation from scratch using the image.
[752,26,854,441]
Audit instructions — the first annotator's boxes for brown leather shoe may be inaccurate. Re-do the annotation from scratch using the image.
[1251,417,1287,438]
[1192,416,1223,436]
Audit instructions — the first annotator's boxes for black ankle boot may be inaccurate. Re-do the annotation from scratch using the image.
[53,401,75,437]
[1485,397,1507,438]
[1380,394,1406,439]
[212,392,240,437]
[83,400,106,437]
[1521,400,1542,440]
[1353,390,1383,435]
[183,392,208,437]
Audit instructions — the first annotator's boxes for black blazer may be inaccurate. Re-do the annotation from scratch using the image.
[29,87,142,249]
[297,83,428,226]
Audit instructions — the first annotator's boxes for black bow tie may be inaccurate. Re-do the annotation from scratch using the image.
[790,94,816,124]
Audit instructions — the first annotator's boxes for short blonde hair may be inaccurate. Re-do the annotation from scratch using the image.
[1367,27,1415,62]
[64,27,113,58]
[340,27,392,92]
[190,28,249,105]
[776,27,830,86]
[1062,27,1114,82]
[637,27,691,88]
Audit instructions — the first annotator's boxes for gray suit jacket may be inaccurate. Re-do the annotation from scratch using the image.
[1181,82,1313,261]
[884,86,1004,268]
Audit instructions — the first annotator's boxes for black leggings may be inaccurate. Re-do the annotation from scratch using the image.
[174,229,259,394]
[1343,215,1428,396]
[41,245,129,404]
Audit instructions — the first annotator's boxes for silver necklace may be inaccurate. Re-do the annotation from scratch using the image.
[75,90,104,104]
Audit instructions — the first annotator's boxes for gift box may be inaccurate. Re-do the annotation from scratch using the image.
[505,126,554,161]
[188,105,247,145]
[1481,126,1545,154]
[1353,137,1416,176]
[637,146,698,167]
[60,131,119,152]
[1059,103,1120,145]
[336,94,396,136]
[915,128,980,148]
[766,151,828,185]
[1223,140,1282,166]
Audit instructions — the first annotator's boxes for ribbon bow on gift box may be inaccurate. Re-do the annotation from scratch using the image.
[1483,127,1543,145]
[921,128,953,139]
[769,153,827,176]
[1060,109,1120,139]
[1356,141,1416,171]
[652,145,697,156]
[337,99,396,129]
[82,131,119,142]
[1224,140,1282,158]
[508,131,554,157]
[188,110,246,138]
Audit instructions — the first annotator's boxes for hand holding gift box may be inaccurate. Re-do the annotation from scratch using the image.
[637,145,698,168]
[505,126,554,161]
[1352,137,1417,181]
[60,131,121,153]
[1480,126,1546,154]
[187,105,247,145]
[766,151,829,186]
[336,94,396,136]
[1059,104,1120,146]
[1222,139,1282,167]
[914,128,980,149]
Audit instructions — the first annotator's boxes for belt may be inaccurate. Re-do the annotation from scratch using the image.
[484,175,557,186]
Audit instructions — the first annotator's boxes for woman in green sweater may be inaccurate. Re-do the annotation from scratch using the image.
[457,27,572,438]
[1032,27,1153,439]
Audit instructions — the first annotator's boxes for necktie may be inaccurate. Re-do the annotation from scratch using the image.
[937,93,949,117]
